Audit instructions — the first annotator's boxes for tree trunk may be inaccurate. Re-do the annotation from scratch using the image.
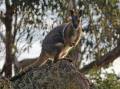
[4,0,13,78]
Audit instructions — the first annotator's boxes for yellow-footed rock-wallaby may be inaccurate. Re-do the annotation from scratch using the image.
[20,10,83,73]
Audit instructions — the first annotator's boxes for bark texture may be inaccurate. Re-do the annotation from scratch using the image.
[4,0,14,78]
[0,60,93,89]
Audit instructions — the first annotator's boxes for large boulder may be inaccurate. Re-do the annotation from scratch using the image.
[1,60,93,89]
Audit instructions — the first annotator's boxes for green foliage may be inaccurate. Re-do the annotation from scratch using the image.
[77,0,120,65]
[95,73,120,89]
[88,69,120,89]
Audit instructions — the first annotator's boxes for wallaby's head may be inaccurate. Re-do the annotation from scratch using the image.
[68,9,82,29]
[64,9,83,46]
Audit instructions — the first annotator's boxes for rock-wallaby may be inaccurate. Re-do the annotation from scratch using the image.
[21,10,83,73]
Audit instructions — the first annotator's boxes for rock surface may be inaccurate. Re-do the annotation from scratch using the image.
[0,60,92,89]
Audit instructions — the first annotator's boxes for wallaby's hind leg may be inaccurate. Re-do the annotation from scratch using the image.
[34,51,49,67]
[54,52,61,63]
[54,46,73,63]
[54,52,72,63]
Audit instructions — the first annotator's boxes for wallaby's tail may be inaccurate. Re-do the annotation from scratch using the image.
[10,51,49,81]
[22,51,48,73]
[32,51,49,67]
[19,58,37,69]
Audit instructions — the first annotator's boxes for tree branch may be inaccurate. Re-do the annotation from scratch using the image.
[80,45,120,73]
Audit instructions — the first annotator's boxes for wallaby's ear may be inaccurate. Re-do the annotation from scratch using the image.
[70,9,75,16]
[67,9,75,22]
